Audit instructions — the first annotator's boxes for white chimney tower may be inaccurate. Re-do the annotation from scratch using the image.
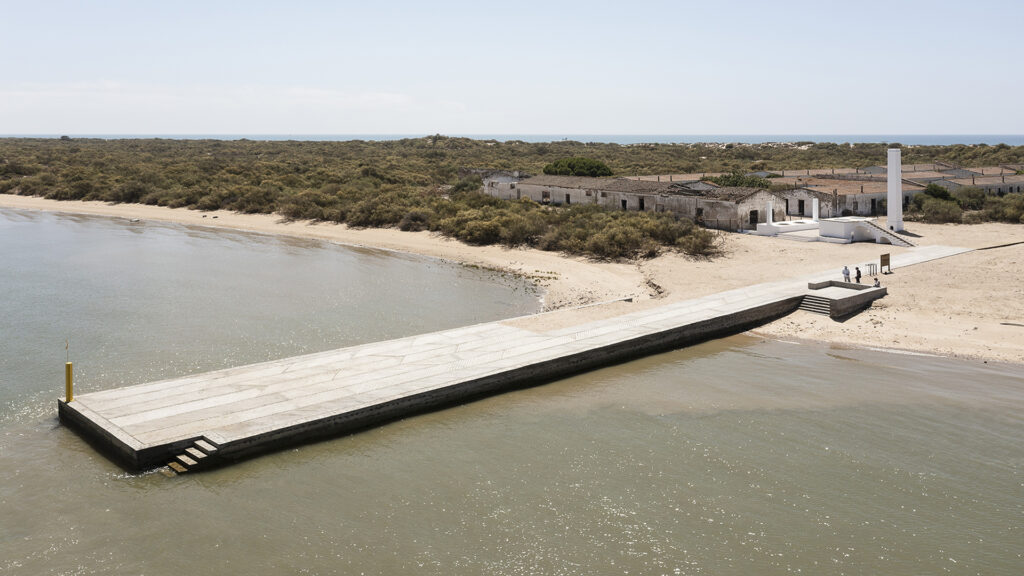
[887,148,904,231]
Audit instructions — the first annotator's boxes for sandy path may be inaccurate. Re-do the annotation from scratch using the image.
[4,194,1023,364]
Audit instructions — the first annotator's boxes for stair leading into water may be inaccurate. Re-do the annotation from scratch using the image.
[166,438,220,474]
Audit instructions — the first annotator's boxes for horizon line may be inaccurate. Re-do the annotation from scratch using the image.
[4,132,1023,136]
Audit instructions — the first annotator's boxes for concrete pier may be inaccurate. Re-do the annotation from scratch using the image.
[59,245,969,472]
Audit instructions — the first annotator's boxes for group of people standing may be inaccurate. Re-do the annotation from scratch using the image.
[842,265,881,287]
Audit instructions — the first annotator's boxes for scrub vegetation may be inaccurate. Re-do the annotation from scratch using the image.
[1,136,1022,255]
[542,157,613,177]
[907,182,1024,224]
[703,171,773,189]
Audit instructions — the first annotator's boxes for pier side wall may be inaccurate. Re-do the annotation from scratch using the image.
[831,287,887,318]
[58,400,142,468]
[58,400,201,471]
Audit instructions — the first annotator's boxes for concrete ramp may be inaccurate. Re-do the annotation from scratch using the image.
[859,219,915,247]
[818,217,916,246]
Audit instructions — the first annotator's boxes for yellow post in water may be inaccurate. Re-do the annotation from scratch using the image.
[65,362,73,403]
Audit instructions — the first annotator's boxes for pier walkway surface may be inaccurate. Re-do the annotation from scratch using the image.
[59,245,968,472]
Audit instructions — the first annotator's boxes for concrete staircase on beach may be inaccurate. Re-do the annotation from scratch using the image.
[799,294,831,315]
[166,438,220,475]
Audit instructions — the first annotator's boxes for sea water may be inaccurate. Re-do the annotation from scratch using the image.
[1,208,1021,575]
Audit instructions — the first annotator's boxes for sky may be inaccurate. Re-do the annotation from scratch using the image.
[1,0,1021,136]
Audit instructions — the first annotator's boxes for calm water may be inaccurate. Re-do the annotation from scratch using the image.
[0,210,540,424]
[1,210,1022,575]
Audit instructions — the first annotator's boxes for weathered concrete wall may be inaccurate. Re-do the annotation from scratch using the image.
[805,280,887,318]
[807,280,870,290]
[837,192,887,216]
[58,401,201,471]
[485,180,520,200]
[735,190,783,229]
[785,189,836,218]
[830,286,887,318]
[516,183,602,207]
[59,400,138,469]
[501,182,772,231]
[515,183,673,213]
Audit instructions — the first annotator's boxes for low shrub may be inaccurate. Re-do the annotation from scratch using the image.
[543,157,613,177]
[984,194,1024,223]
[584,225,659,259]
[704,171,771,189]
[920,197,962,223]
[495,212,546,246]
[229,185,278,214]
[676,228,723,258]
[451,175,482,194]
[459,219,503,245]
[398,210,435,232]
[962,211,986,224]
[952,187,986,210]
[279,190,336,220]
[913,182,958,210]
[195,189,237,211]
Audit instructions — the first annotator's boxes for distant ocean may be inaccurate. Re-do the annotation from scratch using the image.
[5,134,1024,146]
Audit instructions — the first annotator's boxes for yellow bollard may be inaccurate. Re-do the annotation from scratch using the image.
[65,362,73,403]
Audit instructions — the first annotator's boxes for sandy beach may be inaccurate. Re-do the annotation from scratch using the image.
[3,194,1023,364]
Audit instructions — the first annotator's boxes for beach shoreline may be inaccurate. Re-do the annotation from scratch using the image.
[4,193,1022,364]
[0,194,651,311]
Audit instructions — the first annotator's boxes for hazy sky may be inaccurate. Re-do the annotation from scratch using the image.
[2,0,1021,135]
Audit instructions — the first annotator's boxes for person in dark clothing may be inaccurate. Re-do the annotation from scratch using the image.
[855,267,862,283]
